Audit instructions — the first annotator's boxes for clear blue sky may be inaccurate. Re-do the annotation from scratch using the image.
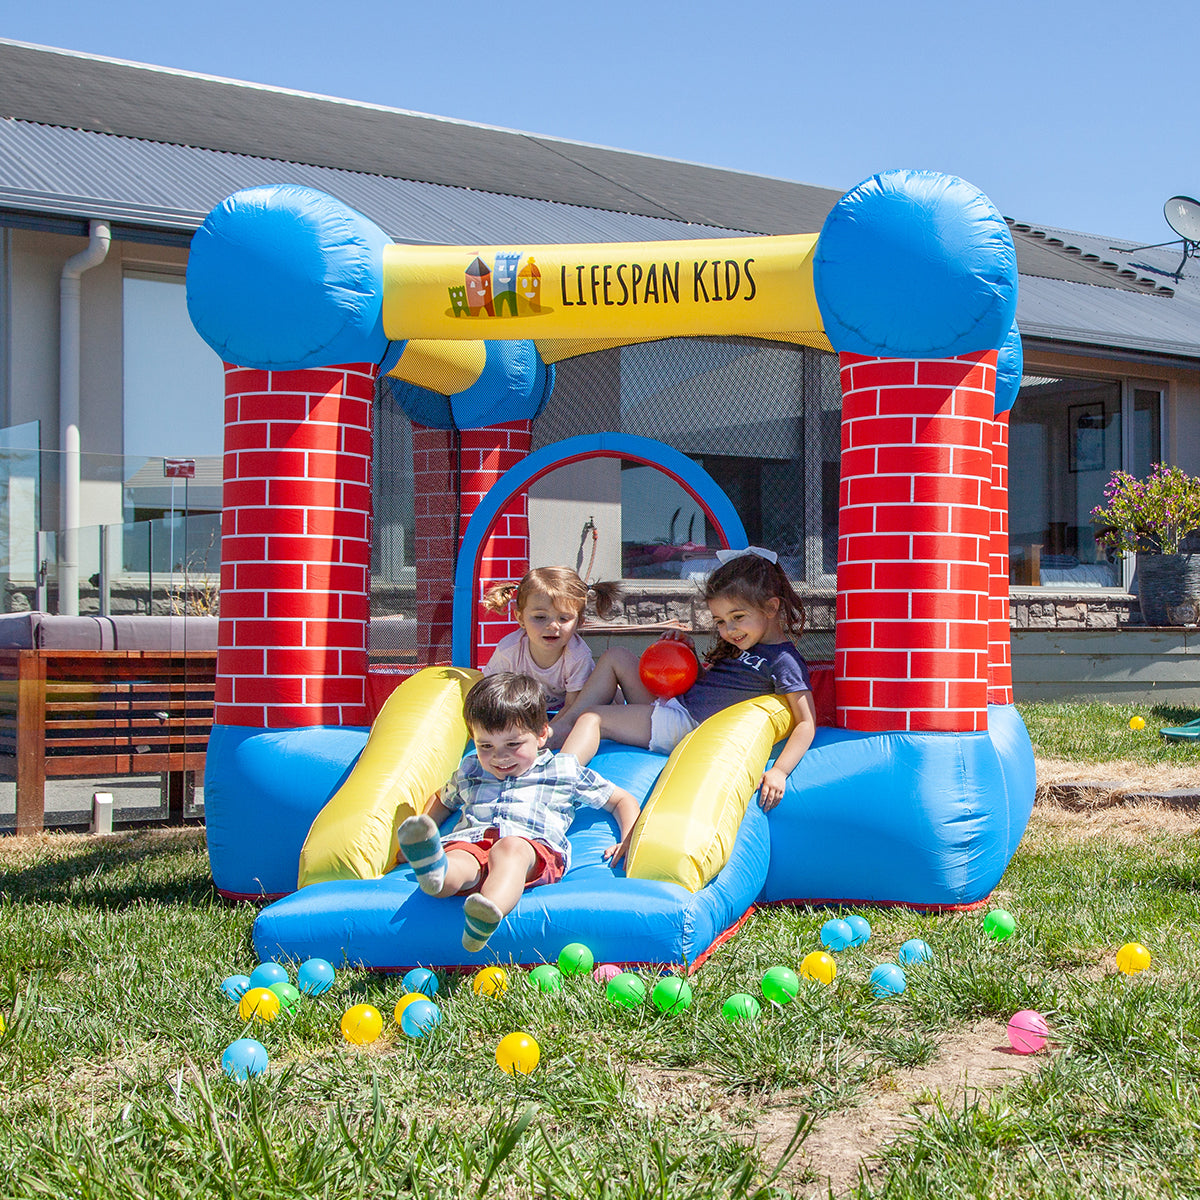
[1,0,1192,246]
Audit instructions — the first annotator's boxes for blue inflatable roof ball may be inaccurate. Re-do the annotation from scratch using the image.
[388,341,553,430]
[995,321,1024,416]
[813,170,1019,359]
[187,184,391,371]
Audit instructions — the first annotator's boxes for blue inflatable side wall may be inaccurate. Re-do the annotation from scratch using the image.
[760,705,1035,906]
[206,724,369,899]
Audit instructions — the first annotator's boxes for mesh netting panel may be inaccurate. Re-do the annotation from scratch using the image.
[373,337,842,661]
[535,336,842,578]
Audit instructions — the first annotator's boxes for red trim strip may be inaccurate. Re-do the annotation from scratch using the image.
[757,894,991,913]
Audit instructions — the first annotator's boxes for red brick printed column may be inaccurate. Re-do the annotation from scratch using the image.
[412,420,532,667]
[834,351,997,733]
[987,411,1013,705]
[217,363,374,728]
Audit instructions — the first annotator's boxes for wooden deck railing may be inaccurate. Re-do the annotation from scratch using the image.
[0,650,216,834]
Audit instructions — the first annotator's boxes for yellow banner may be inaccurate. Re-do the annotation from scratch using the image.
[382,234,823,343]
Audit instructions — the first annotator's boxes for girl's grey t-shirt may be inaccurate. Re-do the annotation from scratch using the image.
[681,641,811,723]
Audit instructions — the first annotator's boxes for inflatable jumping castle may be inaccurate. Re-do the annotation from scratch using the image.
[186,169,1036,970]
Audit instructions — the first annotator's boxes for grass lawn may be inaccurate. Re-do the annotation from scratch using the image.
[2,707,1199,1197]
[1016,701,1200,770]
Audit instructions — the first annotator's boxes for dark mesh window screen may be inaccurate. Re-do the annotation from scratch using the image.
[534,337,842,583]
[372,336,842,657]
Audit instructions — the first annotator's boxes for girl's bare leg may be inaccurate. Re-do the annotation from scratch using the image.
[561,703,655,767]
[551,648,655,746]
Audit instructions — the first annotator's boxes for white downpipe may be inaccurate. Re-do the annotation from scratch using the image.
[58,220,111,615]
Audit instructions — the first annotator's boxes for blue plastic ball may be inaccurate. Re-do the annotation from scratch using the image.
[248,962,288,990]
[400,998,442,1039]
[898,939,934,966]
[402,967,439,998]
[869,963,907,998]
[297,958,335,996]
[820,918,854,952]
[221,1037,268,1081]
[845,915,872,947]
[220,974,251,1001]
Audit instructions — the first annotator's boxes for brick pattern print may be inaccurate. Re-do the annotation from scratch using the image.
[217,364,375,728]
[412,420,532,667]
[987,412,1013,705]
[834,351,998,733]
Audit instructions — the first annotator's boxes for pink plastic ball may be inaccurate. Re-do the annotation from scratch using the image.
[1007,1009,1049,1054]
[592,963,622,984]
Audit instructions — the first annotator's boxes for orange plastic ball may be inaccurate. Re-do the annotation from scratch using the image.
[638,640,699,699]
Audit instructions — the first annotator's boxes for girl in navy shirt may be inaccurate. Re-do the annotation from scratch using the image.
[557,548,816,810]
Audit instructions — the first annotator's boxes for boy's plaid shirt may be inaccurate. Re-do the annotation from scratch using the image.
[439,749,616,869]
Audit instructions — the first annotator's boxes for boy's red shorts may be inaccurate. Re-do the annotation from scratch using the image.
[443,827,566,893]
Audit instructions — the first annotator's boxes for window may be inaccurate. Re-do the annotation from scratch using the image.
[530,338,841,586]
[122,271,224,521]
[1008,373,1163,588]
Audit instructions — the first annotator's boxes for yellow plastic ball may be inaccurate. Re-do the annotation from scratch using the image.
[472,967,509,997]
[393,992,424,1025]
[800,951,837,985]
[1116,942,1152,975]
[340,1004,384,1045]
[237,987,281,1022]
[1129,716,1146,731]
[496,1031,541,1075]
[0,1012,5,1034]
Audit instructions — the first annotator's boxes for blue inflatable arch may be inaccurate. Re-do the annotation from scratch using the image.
[451,433,749,667]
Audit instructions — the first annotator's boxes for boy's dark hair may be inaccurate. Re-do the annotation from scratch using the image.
[463,672,548,735]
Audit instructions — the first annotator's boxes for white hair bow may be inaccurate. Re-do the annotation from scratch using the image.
[714,546,778,565]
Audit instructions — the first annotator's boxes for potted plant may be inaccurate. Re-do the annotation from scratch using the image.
[1091,463,1200,625]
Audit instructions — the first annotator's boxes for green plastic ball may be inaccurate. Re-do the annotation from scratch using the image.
[984,909,1016,942]
[268,981,302,1013]
[760,965,800,1005]
[528,964,564,993]
[721,993,761,1022]
[606,972,646,1009]
[557,942,595,976]
[651,976,693,1014]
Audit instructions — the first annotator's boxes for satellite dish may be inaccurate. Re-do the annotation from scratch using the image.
[1164,196,1200,244]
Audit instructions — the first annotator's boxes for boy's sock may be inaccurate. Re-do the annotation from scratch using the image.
[462,894,504,953]
[397,814,447,895]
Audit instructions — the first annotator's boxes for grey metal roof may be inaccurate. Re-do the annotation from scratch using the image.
[0,39,844,236]
[0,117,752,246]
[1,39,1199,364]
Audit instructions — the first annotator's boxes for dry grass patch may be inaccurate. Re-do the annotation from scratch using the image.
[752,1020,1043,1198]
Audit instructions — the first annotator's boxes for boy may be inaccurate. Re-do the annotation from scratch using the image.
[397,672,642,953]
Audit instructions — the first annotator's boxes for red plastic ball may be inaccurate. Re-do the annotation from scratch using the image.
[638,640,699,699]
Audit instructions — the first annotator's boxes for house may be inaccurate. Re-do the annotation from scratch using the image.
[1,39,1198,701]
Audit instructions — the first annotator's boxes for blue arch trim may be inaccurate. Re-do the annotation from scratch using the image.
[451,433,749,667]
